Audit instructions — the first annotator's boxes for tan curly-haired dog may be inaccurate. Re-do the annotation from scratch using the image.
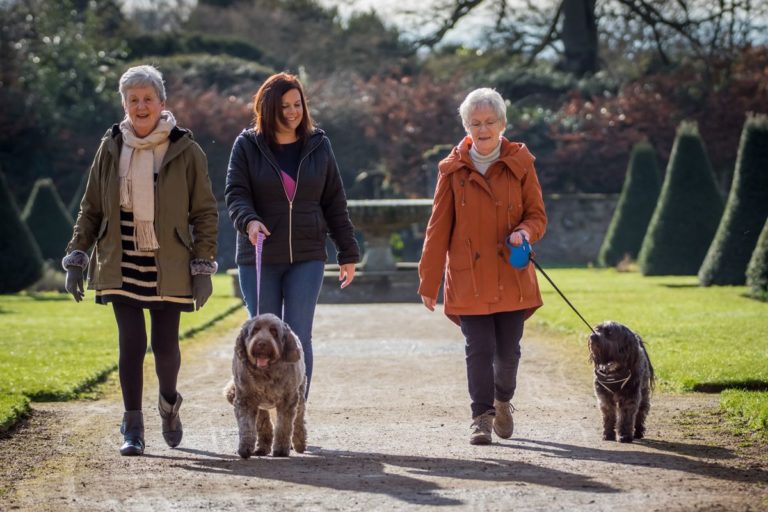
[223,313,307,458]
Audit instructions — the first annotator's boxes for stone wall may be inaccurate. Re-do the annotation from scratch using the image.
[533,193,618,265]
[217,193,620,272]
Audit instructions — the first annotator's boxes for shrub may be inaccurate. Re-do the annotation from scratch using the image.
[598,141,661,267]
[638,122,724,275]
[699,114,768,285]
[125,32,266,64]
[746,217,768,298]
[21,178,74,261]
[0,169,44,293]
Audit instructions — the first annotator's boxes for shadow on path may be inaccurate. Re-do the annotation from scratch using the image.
[508,439,764,483]
[166,446,617,506]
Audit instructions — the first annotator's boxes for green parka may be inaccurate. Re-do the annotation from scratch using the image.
[66,125,218,296]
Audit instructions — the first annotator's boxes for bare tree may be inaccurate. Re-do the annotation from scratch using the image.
[412,0,765,74]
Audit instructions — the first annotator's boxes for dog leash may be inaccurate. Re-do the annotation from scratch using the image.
[530,257,596,335]
[254,231,264,316]
[508,238,596,334]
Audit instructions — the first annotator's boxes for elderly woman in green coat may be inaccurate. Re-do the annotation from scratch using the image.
[62,65,218,456]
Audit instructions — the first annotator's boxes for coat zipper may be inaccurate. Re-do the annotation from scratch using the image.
[258,136,323,264]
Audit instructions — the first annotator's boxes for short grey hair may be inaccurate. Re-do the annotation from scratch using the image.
[459,88,507,131]
[119,65,167,103]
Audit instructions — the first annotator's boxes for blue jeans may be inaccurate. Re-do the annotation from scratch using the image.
[238,260,325,396]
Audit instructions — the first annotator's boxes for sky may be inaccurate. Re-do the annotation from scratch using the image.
[122,0,500,46]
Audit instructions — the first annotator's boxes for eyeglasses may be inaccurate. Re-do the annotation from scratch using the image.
[468,119,501,130]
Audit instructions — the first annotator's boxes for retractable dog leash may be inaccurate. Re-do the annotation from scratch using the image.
[254,231,265,316]
[506,238,596,335]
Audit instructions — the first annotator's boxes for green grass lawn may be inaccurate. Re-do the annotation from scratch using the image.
[0,274,242,432]
[531,268,768,436]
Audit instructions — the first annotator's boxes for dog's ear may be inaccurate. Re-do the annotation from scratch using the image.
[281,323,301,363]
[234,320,251,361]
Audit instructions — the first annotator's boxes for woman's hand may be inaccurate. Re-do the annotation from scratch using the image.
[339,263,356,289]
[421,295,436,311]
[246,220,271,245]
[508,229,530,247]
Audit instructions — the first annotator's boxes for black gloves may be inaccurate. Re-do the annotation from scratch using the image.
[65,267,85,302]
[192,274,213,310]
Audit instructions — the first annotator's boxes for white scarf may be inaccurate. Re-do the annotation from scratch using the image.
[118,111,176,251]
[469,139,502,175]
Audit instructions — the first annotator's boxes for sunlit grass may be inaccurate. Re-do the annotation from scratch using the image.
[0,274,242,432]
[531,268,768,435]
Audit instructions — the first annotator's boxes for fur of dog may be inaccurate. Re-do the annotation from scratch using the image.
[588,320,654,443]
[223,313,307,458]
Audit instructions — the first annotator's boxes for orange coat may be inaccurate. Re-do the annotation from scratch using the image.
[418,136,548,324]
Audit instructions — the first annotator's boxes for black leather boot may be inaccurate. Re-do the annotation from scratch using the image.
[158,393,183,448]
[120,410,145,456]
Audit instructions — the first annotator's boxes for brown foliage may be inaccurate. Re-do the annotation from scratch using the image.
[538,47,768,193]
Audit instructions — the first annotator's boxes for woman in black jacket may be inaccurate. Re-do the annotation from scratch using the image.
[225,72,360,396]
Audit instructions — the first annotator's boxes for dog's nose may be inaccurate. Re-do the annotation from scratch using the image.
[589,333,599,343]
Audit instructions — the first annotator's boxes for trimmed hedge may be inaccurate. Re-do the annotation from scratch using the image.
[699,114,768,285]
[125,32,265,64]
[638,122,724,275]
[746,217,768,298]
[598,141,661,267]
[21,178,74,261]
[0,169,43,293]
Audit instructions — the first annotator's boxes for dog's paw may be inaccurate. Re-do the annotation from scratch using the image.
[272,447,290,457]
[602,431,616,441]
[254,446,270,456]
[634,429,645,439]
[618,434,634,443]
[238,446,253,459]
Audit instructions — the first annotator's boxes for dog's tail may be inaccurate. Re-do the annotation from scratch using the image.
[639,337,656,391]
[223,379,235,405]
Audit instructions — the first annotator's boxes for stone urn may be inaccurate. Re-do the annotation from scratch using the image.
[346,199,433,272]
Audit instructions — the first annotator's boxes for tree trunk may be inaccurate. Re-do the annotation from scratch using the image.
[557,0,598,75]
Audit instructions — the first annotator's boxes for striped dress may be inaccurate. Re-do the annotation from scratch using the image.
[95,208,194,311]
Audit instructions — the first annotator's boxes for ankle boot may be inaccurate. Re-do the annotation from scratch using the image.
[158,393,183,448]
[120,410,145,456]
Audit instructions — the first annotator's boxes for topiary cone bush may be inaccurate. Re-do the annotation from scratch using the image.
[0,169,44,293]
[699,114,768,285]
[638,121,724,275]
[746,217,768,299]
[598,141,661,267]
[68,170,88,220]
[21,178,74,261]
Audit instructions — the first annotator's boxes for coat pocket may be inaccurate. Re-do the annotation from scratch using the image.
[174,226,193,253]
[96,218,109,241]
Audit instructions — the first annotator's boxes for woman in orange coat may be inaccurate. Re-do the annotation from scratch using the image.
[418,88,547,445]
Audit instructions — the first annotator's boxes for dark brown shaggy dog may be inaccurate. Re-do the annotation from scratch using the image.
[223,313,307,458]
[588,320,654,443]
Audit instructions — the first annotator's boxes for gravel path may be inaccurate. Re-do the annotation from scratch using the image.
[2,304,766,511]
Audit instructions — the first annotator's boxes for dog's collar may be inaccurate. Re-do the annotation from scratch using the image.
[595,368,632,394]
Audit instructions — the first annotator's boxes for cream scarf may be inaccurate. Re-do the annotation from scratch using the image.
[118,111,176,251]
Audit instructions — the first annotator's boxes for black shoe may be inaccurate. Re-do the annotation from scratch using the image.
[158,393,183,448]
[120,410,145,456]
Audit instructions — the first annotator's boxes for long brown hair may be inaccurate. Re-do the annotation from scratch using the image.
[252,72,315,150]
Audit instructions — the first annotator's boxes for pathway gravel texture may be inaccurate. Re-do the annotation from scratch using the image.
[1,304,766,511]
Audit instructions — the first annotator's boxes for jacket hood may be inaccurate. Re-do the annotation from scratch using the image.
[438,136,535,180]
[104,124,195,164]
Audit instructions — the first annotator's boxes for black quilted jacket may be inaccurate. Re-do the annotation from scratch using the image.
[225,128,360,266]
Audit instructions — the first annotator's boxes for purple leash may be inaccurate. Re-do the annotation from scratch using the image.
[254,231,264,316]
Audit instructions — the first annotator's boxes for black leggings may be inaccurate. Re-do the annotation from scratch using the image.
[112,302,181,411]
